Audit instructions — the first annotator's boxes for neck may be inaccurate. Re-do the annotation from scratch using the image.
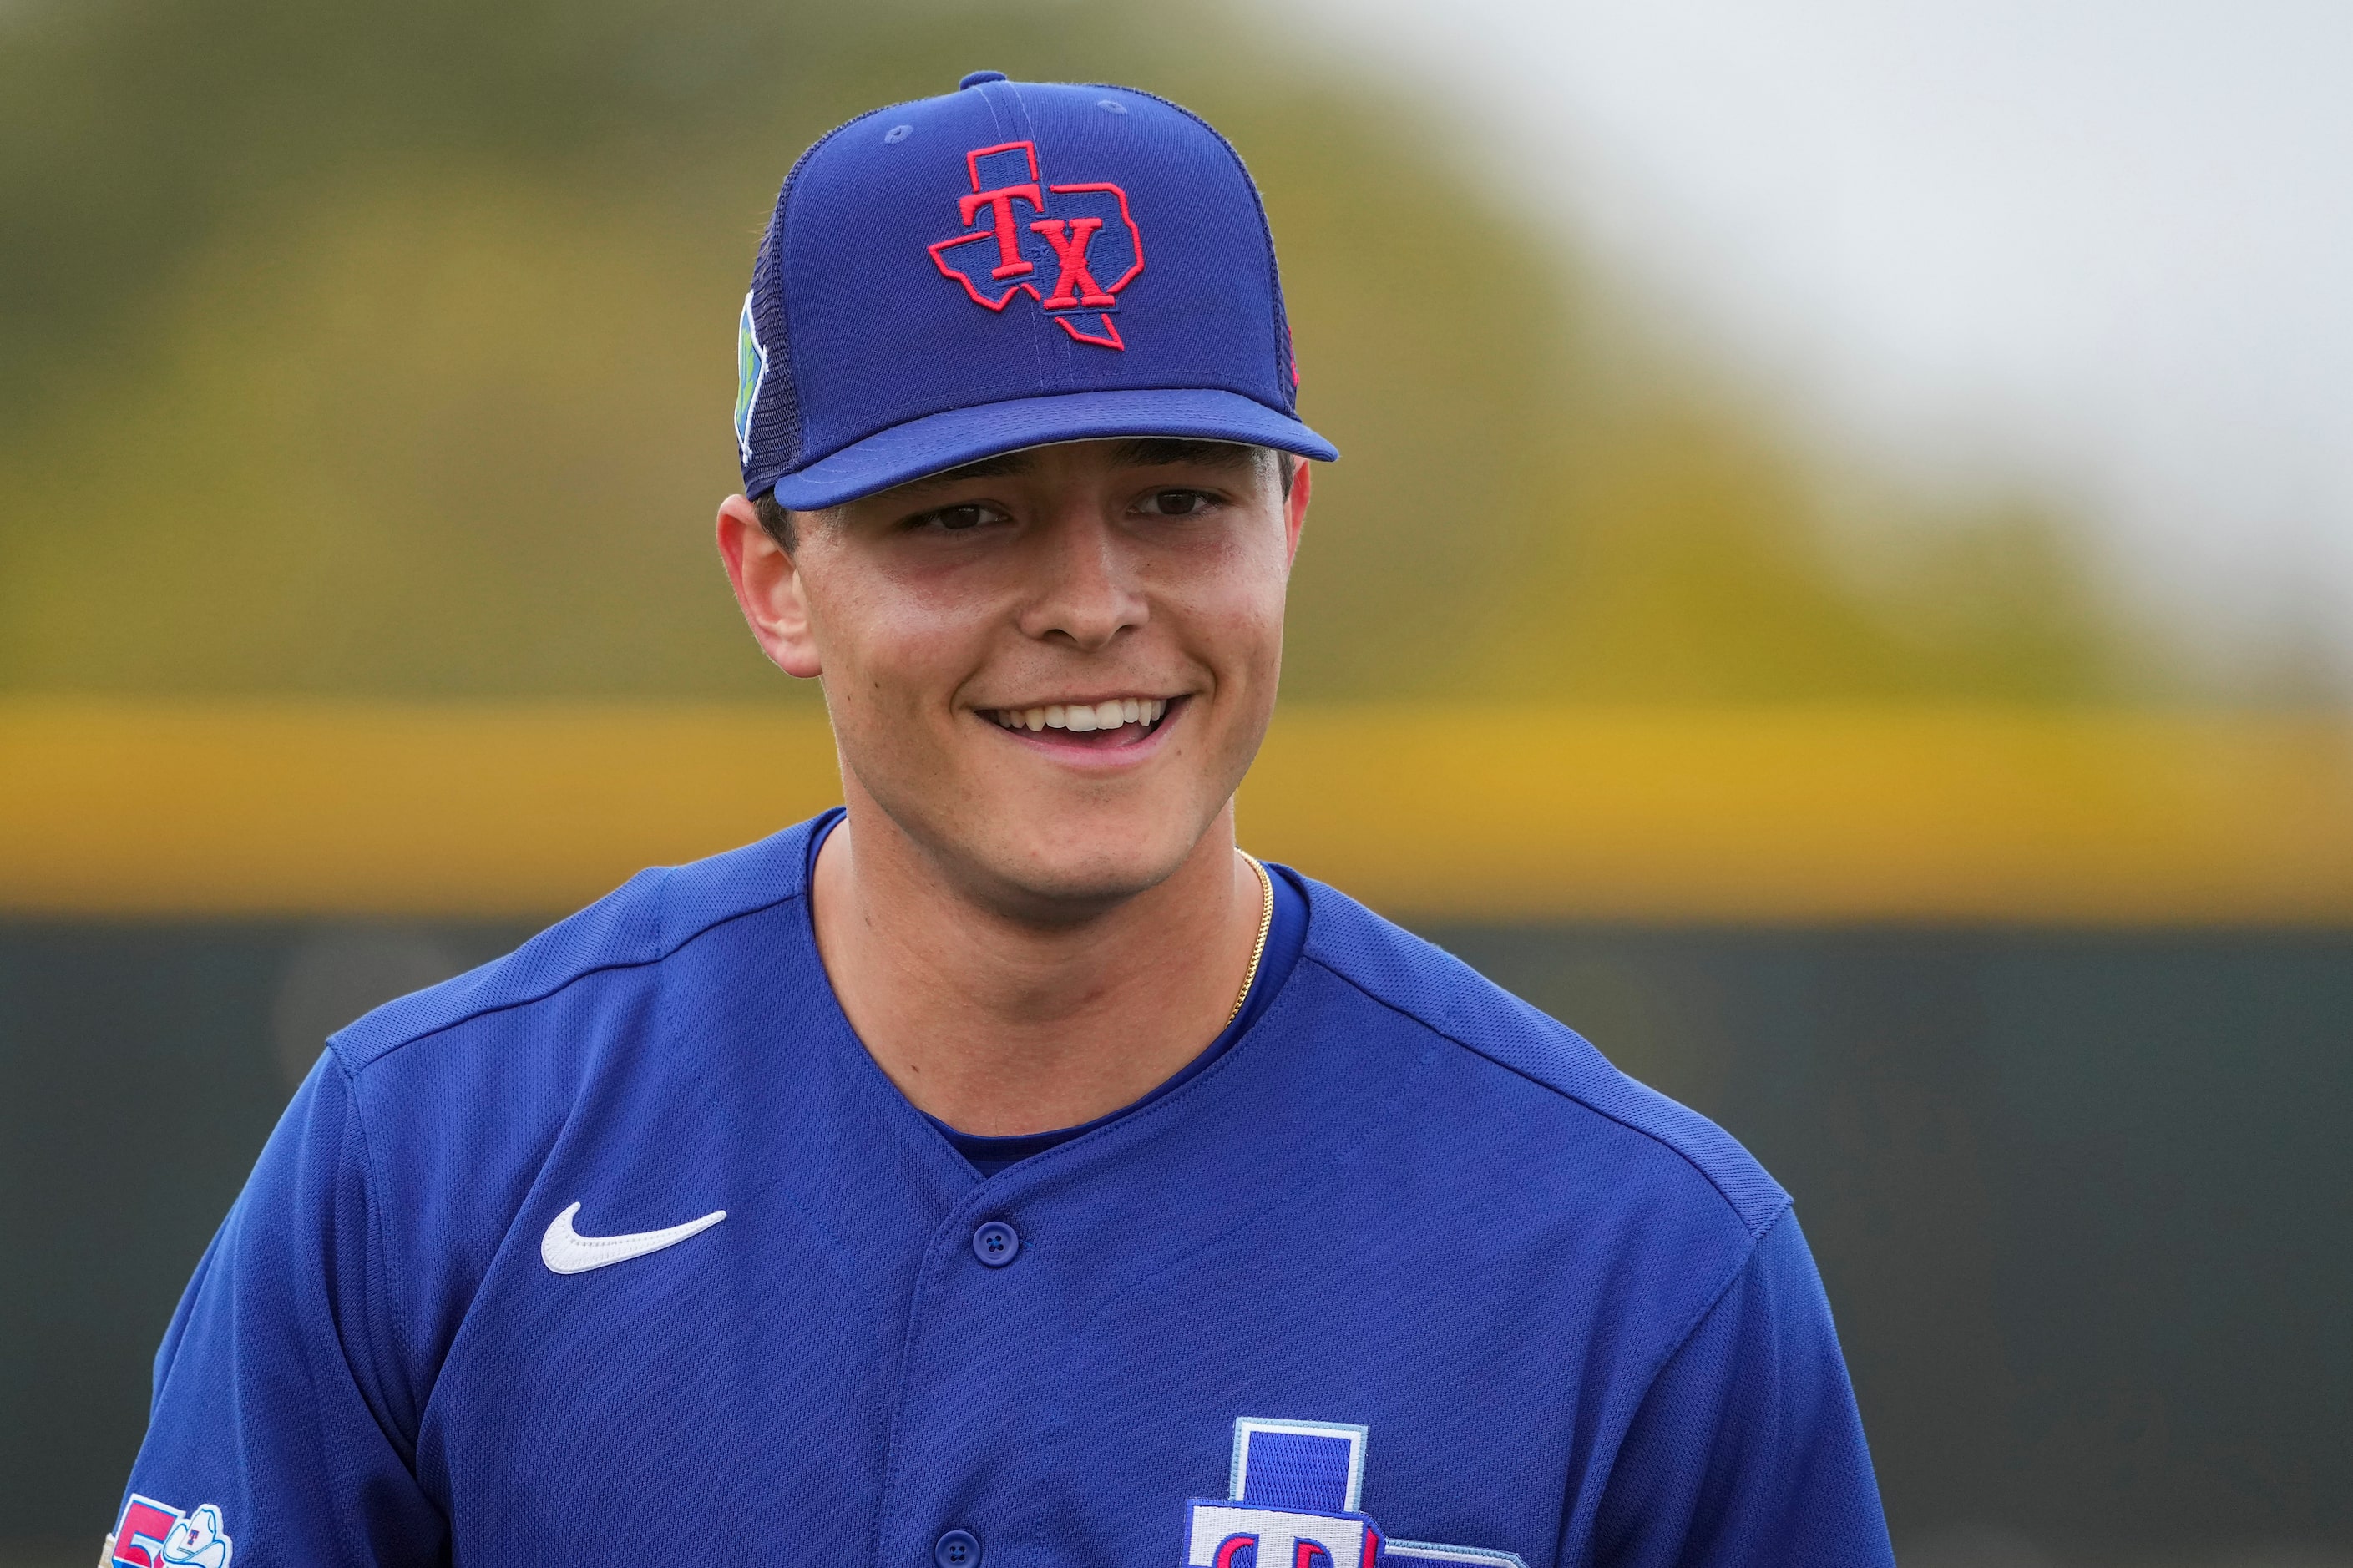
[809,797,1265,1136]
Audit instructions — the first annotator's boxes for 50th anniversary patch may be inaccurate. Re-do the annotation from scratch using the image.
[109,1495,234,1568]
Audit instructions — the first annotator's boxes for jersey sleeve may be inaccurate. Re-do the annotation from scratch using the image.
[109,1053,445,1568]
[1590,1208,1896,1568]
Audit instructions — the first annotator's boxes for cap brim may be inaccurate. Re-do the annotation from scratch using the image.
[768,388,1338,511]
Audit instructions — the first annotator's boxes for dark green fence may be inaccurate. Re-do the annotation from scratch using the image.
[5,921,2349,1565]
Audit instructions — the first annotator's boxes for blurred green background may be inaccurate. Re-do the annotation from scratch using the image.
[4,3,2349,1567]
[0,0,2180,705]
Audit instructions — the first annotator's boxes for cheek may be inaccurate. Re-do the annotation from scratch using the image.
[1150,508,1284,605]
[804,559,1005,720]
[1169,564,1288,666]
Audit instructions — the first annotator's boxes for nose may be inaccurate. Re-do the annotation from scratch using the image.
[1016,508,1145,651]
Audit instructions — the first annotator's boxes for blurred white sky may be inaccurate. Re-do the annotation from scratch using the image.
[1273,0,2353,670]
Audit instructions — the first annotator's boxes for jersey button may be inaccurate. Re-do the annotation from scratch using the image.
[970,1219,1020,1267]
[934,1530,982,1568]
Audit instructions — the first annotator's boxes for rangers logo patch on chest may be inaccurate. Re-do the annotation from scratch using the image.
[928,139,1145,350]
[1185,1419,1525,1568]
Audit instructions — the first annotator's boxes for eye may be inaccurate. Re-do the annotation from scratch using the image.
[1137,488,1217,518]
[910,501,1008,533]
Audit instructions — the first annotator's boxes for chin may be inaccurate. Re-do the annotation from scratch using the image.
[842,711,1247,914]
[971,802,1210,911]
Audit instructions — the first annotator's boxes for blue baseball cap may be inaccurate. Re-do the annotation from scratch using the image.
[735,72,1338,511]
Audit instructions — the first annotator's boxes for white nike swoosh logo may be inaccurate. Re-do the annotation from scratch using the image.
[540,1201,727,1274]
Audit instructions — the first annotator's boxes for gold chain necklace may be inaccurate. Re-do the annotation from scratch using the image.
[1225,852,1275,1028]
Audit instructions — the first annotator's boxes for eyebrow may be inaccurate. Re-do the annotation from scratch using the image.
[913,450,1041,486]
[903,438,1263,493]
[1105,438,1261,471]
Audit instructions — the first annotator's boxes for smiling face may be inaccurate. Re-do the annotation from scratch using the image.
[718,438,1308,919]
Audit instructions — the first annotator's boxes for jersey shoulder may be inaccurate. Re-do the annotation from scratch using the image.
[330,815,821,1076]
[1295,873,1789,1237]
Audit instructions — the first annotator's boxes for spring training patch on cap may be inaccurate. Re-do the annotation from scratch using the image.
[734,291,767,464]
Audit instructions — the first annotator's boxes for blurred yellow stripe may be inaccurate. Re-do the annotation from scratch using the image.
[1250,706,2353,923]
[4,701,2351,923]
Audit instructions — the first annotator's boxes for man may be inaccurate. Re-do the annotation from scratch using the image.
[109,73,1895,1568]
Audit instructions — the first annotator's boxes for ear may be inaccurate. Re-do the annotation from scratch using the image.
[716,494,823,679]
[1282,458,1313,567]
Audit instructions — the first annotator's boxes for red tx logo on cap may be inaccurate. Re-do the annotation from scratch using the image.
[929,141,1145,350]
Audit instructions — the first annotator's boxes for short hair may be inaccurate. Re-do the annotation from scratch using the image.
[752,446,1299,554]
[751,490,799,553]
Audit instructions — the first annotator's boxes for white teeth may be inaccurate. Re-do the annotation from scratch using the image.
[993,697,1171,732]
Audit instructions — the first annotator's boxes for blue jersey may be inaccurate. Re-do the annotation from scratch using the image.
[114,812,1893,1568]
